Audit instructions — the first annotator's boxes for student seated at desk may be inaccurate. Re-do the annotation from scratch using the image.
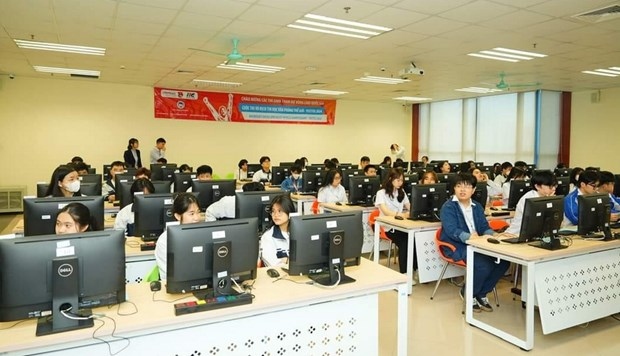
[205,182,265,221]
[56,203,98,234]
[569,167,584,193]
[281,165,303,193]
[505,171,557,235]
[501,167,528,206]
[260,194,296,267]
[364,164,377,177]
[186,165,212,192]
[317,169,347,204]
[375,168,411,274]
[74,162,90,176]
[594,171,620,222]
[470,167,502,198]
[494,161,513,186]
[103,161,126,202]
[563,170,600,227]
[252,156,272,184]
[360,156,370,170]
[114,178,155,236]
[419,171,438,184]
[235,159,249,180]
[381,156,392,167]
[45,165,83,197]
[439,173,510,313]
[155,193,202,280]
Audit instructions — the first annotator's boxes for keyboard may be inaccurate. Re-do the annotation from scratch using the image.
[297,192,316,195]
[581,233,604,240]
[502,237,524,244]
[174,293,252,316]
[408,216,440,222]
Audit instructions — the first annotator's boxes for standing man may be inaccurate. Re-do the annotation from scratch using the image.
[150,137,166,164]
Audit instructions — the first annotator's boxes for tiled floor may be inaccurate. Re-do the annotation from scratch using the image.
[376,261,620,355]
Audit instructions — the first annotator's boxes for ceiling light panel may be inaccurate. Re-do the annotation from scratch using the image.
[468,47,547,62]
[15,39,106,56]
[192,79,242,87]
[355,76,410,84]
[303,89,348,95]
[216,62,285,73]
[287,13,392,39]
[455,87,503,93]
[581,70,617,77]
[581,66,620,77]
[33,66,101,76]
[393,96,432,101]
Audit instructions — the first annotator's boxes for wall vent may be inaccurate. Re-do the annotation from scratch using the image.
[572,4,620,23]
[0,186,27,212]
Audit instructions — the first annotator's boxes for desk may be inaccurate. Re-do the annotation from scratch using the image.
[124,237,156,284]
[0,260,408,356]
[466,237,620,350]
[322,203,379,254]
[104,201,119,214]
[290,193,316,215]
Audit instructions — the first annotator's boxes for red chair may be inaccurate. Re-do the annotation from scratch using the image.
[488,219,509,232]
[368,209,396,267]
[310,200,320,214]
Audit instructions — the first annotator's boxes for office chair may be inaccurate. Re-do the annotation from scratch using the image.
[368,209,397,267]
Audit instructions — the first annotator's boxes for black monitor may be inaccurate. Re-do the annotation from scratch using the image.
[235,191,291,232]
[577,193,613,240]
[301,171,324,193]
[78,174,102,185]
[87,167,96,174]
[438,173,456,195]
[393,160,409,171]
[23,196,105,236]
[507,180,532,209]
[410,161,424,168]
[150,163,177,181]
[555,176,570,197]
[475,162,484,168]
[271,166,290,186]
[78,182,101,196]
[133,193,175,240]
[173,172,197,192]
[118,180,134,209]
[410,183,448,222]
[341,169,362,191]
[191,179,236,212]
[246,163,261,178]
[403,173,419,201]
[288,211,364,286]
[102,164,112,182]
[305,165,323,171]
[161,167,176,182]
[279,161,296,167]
[152,180,173,194]
[554,167,571,177]
[0,230,126,336]
[36,183,48,198]
[339,163,357,170]
[348,176,380,206]
[614,174,620,197]
[472,182,488,207]
[114,173,135,203]
[520,195,565,249]
[166,218,259,295]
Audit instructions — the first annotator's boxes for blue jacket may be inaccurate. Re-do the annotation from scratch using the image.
[563,189,579,225]
[439,199,493,262]
[281,176,303,193]
[609,193,620,214]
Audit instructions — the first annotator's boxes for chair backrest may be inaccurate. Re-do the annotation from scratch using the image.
[368,209,380,226]
[311,200,320,214]
[488,219,509,232]
[434,228,466,267]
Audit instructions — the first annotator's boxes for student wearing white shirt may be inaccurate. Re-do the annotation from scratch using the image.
[260,195,296,267]
[205,182,265,221]
[252,156,272,184]
[501,167,527,206]
[470,167,502,197]
[505,171,557,235]
[390,143,406,160]
[493,161,513,186]
[150,137,166,164]
[114,178,155,236]
[235,159,249,180]
[317,169,347,204]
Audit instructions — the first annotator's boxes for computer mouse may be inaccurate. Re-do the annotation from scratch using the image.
[150,280,161,292]
[336,202,342,205]
[266,268,280,278]
[487,237,500,244]
[394,215,404,220]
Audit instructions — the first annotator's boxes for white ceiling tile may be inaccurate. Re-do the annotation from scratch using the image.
[118,0,187,10]
[116,2,179,24]
[439,0,517,23]
[518,18,586,36]
[400,16,469,36]
[362,7,429,28]
[480,9,552,30]
[528,0,616,18]
[393,0,473,15]
[172,12,233,32]
[183,0,253,18]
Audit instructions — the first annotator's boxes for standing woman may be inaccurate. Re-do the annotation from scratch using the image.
[123,138,142,168]
[45,165,82,197]
[375,168,412,274]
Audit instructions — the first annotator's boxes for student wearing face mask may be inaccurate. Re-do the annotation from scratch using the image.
[280,165,303,193]
[45,165,83,197]
[55,203,99,234]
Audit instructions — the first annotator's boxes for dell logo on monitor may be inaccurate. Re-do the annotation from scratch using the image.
[217,246,229,258]
[57,264,74,277]
[333,234,343,245]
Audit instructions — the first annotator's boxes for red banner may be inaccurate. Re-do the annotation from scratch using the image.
[154,87,336,125]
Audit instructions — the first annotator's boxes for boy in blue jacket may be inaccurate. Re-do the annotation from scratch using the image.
[440,173,510,313]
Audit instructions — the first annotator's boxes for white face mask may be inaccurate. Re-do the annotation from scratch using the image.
[292,174,301,180]
[64,180,81,193]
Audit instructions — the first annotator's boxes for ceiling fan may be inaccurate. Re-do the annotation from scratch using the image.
[189,38,284,65]
[490,72,541,90]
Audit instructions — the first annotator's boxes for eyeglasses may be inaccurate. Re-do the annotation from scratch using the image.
[587,183,599,189]
[270,210,285,216]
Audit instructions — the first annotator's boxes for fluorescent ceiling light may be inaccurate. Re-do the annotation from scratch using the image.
[287,13,392,40]
[581,70,617,77]
[467,53,519,63]
[469,47,547,63]
[595,68,620,75]
[15,39,105,56]
[192,79,242,86]
[393,96,432,101]
[216,62,284,73]
[493,47,547,58]
[303,89,348,95]
[33,66,100,76]
[479,50,532,60]
[610,67,620,71]
[455,87,503,94]
[355,76,410,84]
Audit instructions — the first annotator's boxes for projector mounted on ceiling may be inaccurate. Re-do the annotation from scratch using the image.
[399,62,424,78]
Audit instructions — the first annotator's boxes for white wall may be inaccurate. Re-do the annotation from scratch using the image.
[0,77,411,194]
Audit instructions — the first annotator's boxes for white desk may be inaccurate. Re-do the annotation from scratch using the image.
[466,237,620,350]
[322,203,380,254]
[0,260,408,356]
[124,237,157,284]
[290,193,316,215]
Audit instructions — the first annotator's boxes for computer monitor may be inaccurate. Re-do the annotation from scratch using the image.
[340,163,357,170]
[0,230,126,336]
[472,182,488,207]
[166,218,259,295]
[133,193,175,240]
[393,160,409,171]
[125,167,137,177]
[150,163,177,181]
[118,180,134,209]
[348,176,380,206]
[519,195,565,249]
[23,196,105,236]
[161,167,176,182]
[410,183,448,222]
[438,173,456,195]
[507,180,531,209]
[410,161,424,169]
[78,174,102,185]
[191,179,236,212]
[554,167,571,177]
[271,166,290,186]
[288,211,364,286]
[173,172,197,193]
[555,176,570,197]
[246,163,261,178]
[152,180,173,194]
[532,169,552,176]
[78,182,101,196]
[577,193,613,240]
[87,167,96,174]
[403,173,419,201]
[305,165,323,171]
[36,183,48,198]
[301,171,324,193]
[279,161,296,167]
[341,169,362,191]
[474,162,484,168]
[235,191,291,232]
[114,173,135,203]
[614,174,620,197]
[102,164,112,182]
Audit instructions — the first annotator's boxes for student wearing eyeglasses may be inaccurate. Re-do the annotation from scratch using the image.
[563,169,600,226]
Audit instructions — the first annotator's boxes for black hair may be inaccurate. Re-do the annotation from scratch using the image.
[530,170,557,187]
[156,137,166,144]
[452,173,477,190]
[242,182,266,192]
[390,144,397,150]
[127,138,138,150]
[330,157,339,165]
[324,160,336,170]
[382,168,405,202]
[585,166,600,172]
[599,171,615,185]
[196,165,213,176]
[131,178,155,195]
[364,164,377,174]
[578,170,599,186]
[506,167,527,182]
[157,158,167,164]
[178,164,192,173]
[172,192,200,215]
[238,159,248,169]
[58,202,98,231]
[501,161,513,170]
[514,161,527,169]
[135,167,151,179]
[360,156,370,163]
[71,156,84,164]
[459,162,470,174]
[46,165,79,197]
[421,155,429,161]
[569,167,584,186]
[74,162,89,173]
[381,156,392,165]
[321,169,342,188]
[268,194,296,220]
[290,165,302,174]
[259,156,270,164]
[110,160,125,171]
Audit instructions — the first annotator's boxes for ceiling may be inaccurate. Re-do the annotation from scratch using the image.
[1,0,619,103]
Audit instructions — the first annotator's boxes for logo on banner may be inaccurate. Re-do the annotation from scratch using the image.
[177,101,185,109]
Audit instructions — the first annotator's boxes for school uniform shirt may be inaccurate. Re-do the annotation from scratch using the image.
[260,225,289,267]
[155,230,168,280]
[317,184,347,203]
[374,189,409,216]
[235,169,248,180]
[486,179,503,197]
[494,174,507,186]
[114,203,134,236]
[252,170,271,183]
[501,181,511,206]
[280,176,303,193]
[609,193,620,214]
[205,196,235,221]
[393,146,406,159]
[505,190,540,235]
[150,147,165,164]
[563,188,582,226]
[102,179,115,200]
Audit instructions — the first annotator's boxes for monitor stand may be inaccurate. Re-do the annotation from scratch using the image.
[36,257,94,336]
[309,230,356,286]
[212,240,234,296]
